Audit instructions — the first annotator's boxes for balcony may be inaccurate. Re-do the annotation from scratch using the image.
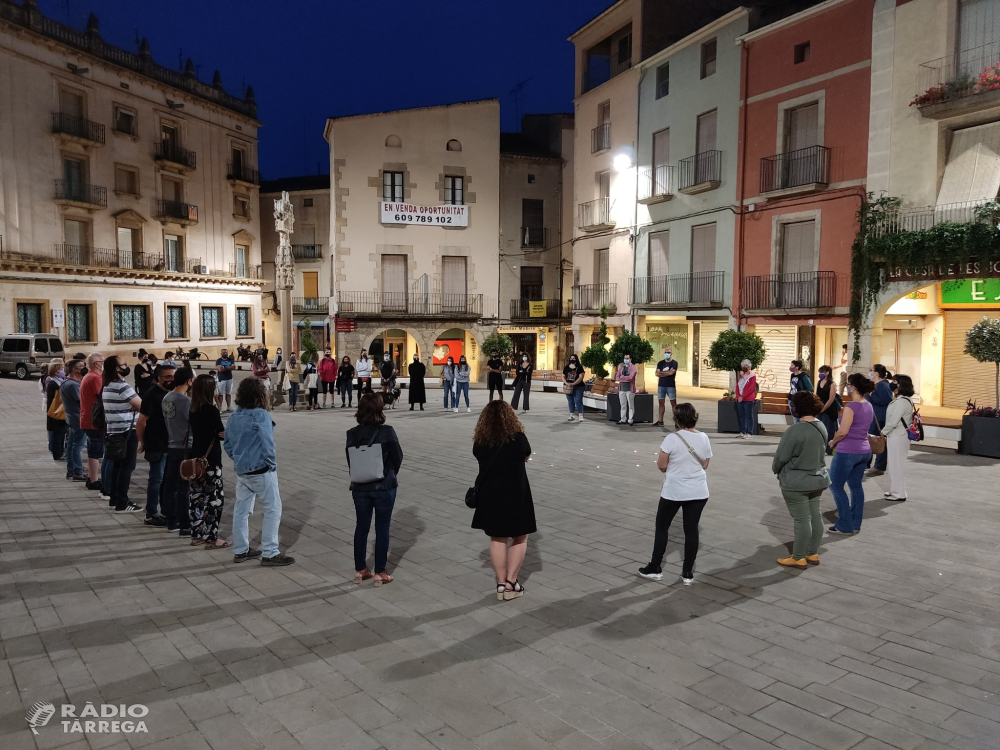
[154,142,197,170]
[913,41,1000,118]
[0,243,203,277]
[228,263,262,280]
[741,271,838,312]
[337,292,484,319]
[637,165,675,204]
[572,283,617,314]
[592,122,611,153]
[51,112,105,145]
[760,145,830,198]
[154,199,199,225]
[509,298,570,320]
[227,162,261,186]
[871,200,988,237]
[54,180,107,209]
[678,151,722,194]
[629,272,727,309]
[292,244,323,260]
[293,297,330,314]
[583,51,632,93]
[520,227,547,249]
[578,197,614,232]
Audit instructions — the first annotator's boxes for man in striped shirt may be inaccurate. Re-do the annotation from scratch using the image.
[101,356,143,513]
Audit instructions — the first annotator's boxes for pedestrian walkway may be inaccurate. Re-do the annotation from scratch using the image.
[1,378,999,750]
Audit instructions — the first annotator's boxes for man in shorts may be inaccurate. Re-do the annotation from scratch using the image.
[79,352,108,497]
[654,348,679,427]
[215,349,236,411]
[486,350,505,402]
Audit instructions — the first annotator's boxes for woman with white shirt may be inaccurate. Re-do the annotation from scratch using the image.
[638,403,712,585]
[355,351,373,392]
[881,374,914,502]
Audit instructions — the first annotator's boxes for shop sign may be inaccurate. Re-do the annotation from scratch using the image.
[499,326,542,333]
[938,278,1000,308]
[334,315,356,332]
[380,202,469,227]
[887,259,1000,282]
[528,301,547,317]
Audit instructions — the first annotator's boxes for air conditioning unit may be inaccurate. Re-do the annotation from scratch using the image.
[194,265,209,274]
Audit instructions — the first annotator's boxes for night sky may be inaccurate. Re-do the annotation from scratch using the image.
[39,0,613,178]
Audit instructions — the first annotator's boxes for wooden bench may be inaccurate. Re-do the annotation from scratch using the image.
[759,391,789,415]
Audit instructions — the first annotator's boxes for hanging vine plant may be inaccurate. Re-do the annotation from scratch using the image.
[849,194,1000,361]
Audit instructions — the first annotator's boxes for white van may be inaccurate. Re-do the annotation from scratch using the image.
[0,333,65,379]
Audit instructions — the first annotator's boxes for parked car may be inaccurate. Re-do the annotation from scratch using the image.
[0,333,65,379]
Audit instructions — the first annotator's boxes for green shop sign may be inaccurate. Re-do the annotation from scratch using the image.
[939,278,1000,308]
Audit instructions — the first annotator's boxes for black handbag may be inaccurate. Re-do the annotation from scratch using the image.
[465,446,502,509]
[106,412,136,461]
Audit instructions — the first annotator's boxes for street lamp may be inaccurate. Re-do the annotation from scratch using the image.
[613,152,633,172]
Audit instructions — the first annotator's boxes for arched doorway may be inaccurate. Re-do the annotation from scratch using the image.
[430,325,487,380]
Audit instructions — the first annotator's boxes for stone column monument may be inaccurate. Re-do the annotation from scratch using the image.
[273,191,295,359]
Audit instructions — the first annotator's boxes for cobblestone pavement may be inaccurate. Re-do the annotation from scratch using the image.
[1,377,999,750]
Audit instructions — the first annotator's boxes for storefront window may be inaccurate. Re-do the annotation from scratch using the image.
[645,323,688,371]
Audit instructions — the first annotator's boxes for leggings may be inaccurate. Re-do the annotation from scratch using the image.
[649,497,707,573]
[308,388,318,407]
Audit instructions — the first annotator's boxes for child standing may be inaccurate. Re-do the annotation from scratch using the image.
[304,361,319,410]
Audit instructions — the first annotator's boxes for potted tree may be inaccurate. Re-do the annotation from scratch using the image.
[960,316,1000,458]
[707,329,767,434]
[481,331,513,380]
[299,317,319,365]
[607,330,655,422]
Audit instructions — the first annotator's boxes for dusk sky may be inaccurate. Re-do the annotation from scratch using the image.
[39,0,613,178]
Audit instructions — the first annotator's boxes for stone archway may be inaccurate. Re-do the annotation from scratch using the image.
[429,322,491,380]
[853,278,935,371]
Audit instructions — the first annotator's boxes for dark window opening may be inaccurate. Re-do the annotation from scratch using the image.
[794,42,811,64]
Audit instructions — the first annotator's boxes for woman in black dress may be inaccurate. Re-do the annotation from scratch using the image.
[816,365,840,455]
[471,400,536,601]
[188,374,231,549]
[407,354,426,410]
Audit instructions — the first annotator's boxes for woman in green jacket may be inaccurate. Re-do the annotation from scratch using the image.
[772,391,830,569]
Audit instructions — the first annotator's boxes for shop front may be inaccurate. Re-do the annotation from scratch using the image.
[747,322,850,394]
[498,325,557,370]
[639,315,731,390]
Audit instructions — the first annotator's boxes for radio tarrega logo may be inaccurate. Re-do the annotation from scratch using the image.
[25,702,56,734]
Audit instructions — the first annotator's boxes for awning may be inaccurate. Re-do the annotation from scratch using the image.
[937,121,1000,205]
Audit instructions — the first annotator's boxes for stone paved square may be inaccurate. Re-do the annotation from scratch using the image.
[1,378,999,750]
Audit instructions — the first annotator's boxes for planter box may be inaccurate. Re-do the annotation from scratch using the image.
[959,415,1000,458]
[607,393,655,423]
[717,399,761,434]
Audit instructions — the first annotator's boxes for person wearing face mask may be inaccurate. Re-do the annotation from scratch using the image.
[45,358,67,462]
[318,349,337,408]
[134,349,154,397]
[828,373,874,535]
[654,348,679,427]
[865,364,893,477]
[563,354,585,422]
[337,356,355,408]
[379,353,397,393]
[615,355,638,426]
[815,365,841,454]
[285,353,301,412]
[510,352,533,414]
[735,359,757,439]
[787,360,813,424]
[407,353,426,411]
[441,356,457,409]
[486,350,505,402]
[455,355,472,412]
[356,350,372,393]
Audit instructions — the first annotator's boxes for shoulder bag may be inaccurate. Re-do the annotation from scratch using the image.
[180,423,216,481]
[465,445,502,509]
[47,390,66,421]
[106,411,136,461]
[348,428,385,484]
[868,412,886,455]
[674,431,709,470]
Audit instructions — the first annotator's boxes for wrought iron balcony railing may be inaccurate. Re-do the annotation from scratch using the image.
[578,197,613,231]
[337,292,484,318]
[592,122,611,153]
[629,272,727,307]
[678,150,722,192]
[154,199,199,223]
[155,142,197,169]
[228,263,262,279]
[54,180,107,207]
[52,112,105,144]
[741,271,837,310]
[760,145,830,194]
[871,200,989,237]
[292,244,323,260]
[914,40,1000,110]
[227,162,260,185]
[509,299,569,320]
[638,165,675,203]
[293,297,329,314]
[572,283,617,314]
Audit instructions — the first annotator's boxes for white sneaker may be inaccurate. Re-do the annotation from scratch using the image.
[617,420,626,425]
[453,407,458,413]
[628,420,633,425]
[467,407,472,413]
[567,415,576,422]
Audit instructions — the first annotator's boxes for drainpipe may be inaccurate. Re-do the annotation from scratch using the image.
[632,66,645,335]
[736,39,750,331]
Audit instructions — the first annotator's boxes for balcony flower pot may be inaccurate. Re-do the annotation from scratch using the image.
[959,414,1000,459]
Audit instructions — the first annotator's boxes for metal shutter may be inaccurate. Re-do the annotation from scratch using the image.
[698,321,730,388]
[937,122,1000,205]
[943,310,1000,408]
[754,325,798,393]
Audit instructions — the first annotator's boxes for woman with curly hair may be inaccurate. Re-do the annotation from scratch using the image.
[188,374,231,549]
[471,400,536,600]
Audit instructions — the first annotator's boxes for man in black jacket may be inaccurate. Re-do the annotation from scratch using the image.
[136,364,175,525]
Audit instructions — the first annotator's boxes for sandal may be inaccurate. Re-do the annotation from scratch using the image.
[189,538,205,546]
[206,539,233,549]
[496,581,512,601]
[354,568,373,583]
[503,579,524,601]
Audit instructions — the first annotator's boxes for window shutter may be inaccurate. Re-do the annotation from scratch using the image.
[595,248,610,285]
[779,221,815,274]
[691,224,716,274]
[648,231,669,277]
[653,129,670,169]
[937,122,1000,205]
[787,103,819,151]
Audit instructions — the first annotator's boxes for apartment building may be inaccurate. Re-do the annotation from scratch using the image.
[323,100,500,379]
[498,113,574,369]
[859,0,1000,408]
[259,175,331,351]
[633,8,748,391]
[735,0,871,392]
[0,2,263,359]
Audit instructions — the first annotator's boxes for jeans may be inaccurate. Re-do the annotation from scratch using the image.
[566,385,584,414]
[737,401,755,435]
[782,488,824,558]
[455,381,470,407]
[829,451,870,532]
[145,452,166,517]
[352,487,396,573]
[233,470,282,557]
[818,412,837,453]
[443,381,454,408]
[618,390,635,422]
[649,498,707,573]
[110,430,138,511]
[338,381,353,405]
[511,380,530,411]
[101,457,114,496]
[48,426,66,460]
[65,425,86,477]
[788,397,800,424]
[288,382,299,408]
[162,448,190,530]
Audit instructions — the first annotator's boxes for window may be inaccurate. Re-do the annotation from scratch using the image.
[444,176,464,205]
[116,227,139,266]
[112,304,148,341]
[522,199,544,247]
[648,231,669,277]
[446,139,462,151]
[161,123,179,149]
[595,248,609,285]
[653,128,670,170]
[303,197,314,207]
[527,174,535,184]
[114,106,136,135]
[696,110,718,184]
[62,157,85,200]
[520,266,543,300]
[164,234,182,272]
[701,38,717,79]
[231,146,245,172]
[381,254,408,311]
[67,304,92,342]
[234,195,251,218]
[115,165,138,196]
[59,89,84,118]
[655,62,669,99]
[780,221,817,275]
[383,171,404,202]
[794,42,811,64]
[166,305,186,339]
[16,303,43,334]
[201,306,223,338]
[2,338,29,353]
[64,219,88,249]
[442,256,468,312]
[786,103,819,152]
[597,170,610,199]
[691,223,717,274]
[235,245,248,277]
[236,307,251,337]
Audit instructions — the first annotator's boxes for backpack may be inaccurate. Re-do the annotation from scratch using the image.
[91,396,106,433]
[906,402,924,442]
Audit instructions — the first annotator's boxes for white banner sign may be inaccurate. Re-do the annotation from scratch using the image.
[51,308,65,329]
[380,202,468,227]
